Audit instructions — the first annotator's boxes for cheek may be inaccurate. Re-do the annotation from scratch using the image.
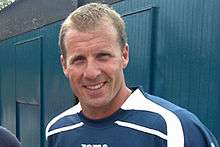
[103,62,123,82]
[67,69,81,85]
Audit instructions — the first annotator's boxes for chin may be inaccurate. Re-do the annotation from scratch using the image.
[86,97,111,108]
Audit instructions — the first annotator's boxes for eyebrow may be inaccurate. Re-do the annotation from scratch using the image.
[93,48,112,54]
[68,54,85,63]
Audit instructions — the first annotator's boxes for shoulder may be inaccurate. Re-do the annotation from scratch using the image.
[124,87,219,146]
[175,109,219,147]
[0,126,21,147]
[45,103,82,139]
[122,88,185,145]
[146,92,219,147]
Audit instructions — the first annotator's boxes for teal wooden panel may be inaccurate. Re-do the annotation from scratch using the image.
[0,38,17,133]
[15,37,42,104]
[16,104,40,147]
[113,1,157,92]
[15,37,42,147]
[0,64,2,123]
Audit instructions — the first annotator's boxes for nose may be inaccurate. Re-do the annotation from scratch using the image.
[83,59,101,80]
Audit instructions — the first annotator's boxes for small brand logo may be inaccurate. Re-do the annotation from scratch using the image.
[81,144,108,147]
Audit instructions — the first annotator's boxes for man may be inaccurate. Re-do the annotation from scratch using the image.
[0,126,21,147]
[46,3,219,147]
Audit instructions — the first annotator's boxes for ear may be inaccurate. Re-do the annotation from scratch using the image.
[121,43,129,69]
[60,55,68,78]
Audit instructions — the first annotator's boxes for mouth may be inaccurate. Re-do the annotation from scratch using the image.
[83,82,107,90]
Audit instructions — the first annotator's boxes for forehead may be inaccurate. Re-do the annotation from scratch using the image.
[64,19,119,51]
[67,18,117,38]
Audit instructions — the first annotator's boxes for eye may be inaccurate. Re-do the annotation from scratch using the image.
[69,55,86,65]
[96,52,112,61]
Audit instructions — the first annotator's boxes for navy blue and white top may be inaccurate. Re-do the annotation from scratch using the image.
[46,87,219,147]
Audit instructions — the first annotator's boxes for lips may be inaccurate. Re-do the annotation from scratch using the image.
[84,82,106,90]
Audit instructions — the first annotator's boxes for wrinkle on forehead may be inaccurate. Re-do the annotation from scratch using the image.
[65,18,119,41]
[65,31,112,52]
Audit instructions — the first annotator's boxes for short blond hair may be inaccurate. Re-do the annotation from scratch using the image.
[59,3,127,58]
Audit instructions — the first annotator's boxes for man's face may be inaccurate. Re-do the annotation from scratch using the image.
[61,20,129,113]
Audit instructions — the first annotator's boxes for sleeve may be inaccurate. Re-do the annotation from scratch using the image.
[0,126,21,147]
[178,110,219,147]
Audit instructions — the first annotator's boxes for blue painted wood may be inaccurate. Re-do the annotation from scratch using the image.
[15,36,42,146]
